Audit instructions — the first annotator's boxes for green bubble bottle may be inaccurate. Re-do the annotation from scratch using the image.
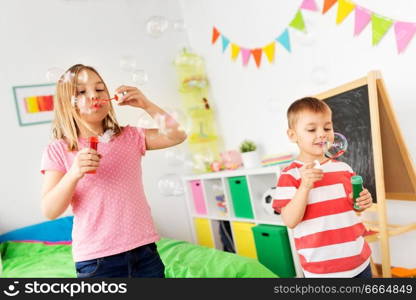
[351,175,363,210]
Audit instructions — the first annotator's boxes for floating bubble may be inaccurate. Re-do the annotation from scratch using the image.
[157,173,184,196]
[131,69,148,85]
[146,16,169,38]
[166,107,192,134]
[155,107,192,136]
[71,95,94,114]
[324,132,348,159]
[46,67,64,82]
[62,71,75,83]
[120,56,137,72]
[136,109,156,128]
[164,148,186,166]
[77,70,90,83]
[172,19,186,32]
[310,66,329,85]
[191,151,214,173]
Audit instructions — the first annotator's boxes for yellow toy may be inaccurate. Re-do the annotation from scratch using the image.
[174,49,222,173]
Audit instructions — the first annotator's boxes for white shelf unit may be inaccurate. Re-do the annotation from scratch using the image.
[183,166,303,278]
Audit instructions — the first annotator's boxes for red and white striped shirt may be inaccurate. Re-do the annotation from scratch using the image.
[273,160,371,277]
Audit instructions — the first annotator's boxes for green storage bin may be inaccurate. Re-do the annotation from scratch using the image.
[228,176,254,219]
[252,224,296,277]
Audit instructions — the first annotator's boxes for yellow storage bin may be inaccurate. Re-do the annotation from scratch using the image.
[231,221,257,258]
[194,218,214,248]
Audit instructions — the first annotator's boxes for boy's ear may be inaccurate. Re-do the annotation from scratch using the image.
[287,128,297,143]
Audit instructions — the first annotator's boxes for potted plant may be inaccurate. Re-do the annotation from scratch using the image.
[239,140,261,168]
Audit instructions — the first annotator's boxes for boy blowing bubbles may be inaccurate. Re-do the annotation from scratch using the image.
[273,97,373,278]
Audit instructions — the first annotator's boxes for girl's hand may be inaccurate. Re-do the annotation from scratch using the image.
[352,188,373,210]
[68,148,101,180]
[299,162,324,190]
[115,85,149,109]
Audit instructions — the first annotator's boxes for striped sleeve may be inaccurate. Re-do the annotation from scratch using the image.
[272,170,299,214]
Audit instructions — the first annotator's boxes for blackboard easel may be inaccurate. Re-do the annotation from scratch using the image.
[314,71,416,278]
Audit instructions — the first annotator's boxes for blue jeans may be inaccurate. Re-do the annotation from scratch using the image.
[354,263,372,278]
[75,243,165,278]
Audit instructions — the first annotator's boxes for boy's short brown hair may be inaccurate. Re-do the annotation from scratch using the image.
[287,97,331,129]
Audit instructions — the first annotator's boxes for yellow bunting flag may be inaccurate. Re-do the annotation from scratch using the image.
[231,43,240,61]
[262,42,275,63]
[336,0,356,24]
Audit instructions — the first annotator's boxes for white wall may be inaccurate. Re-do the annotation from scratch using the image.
[1,0,415,270]
[0,0,193,242]
[180,0,416,268]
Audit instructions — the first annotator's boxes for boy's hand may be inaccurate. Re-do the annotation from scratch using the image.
[299,162,324,190]
[350,188,373,210]
[115,85,149,109]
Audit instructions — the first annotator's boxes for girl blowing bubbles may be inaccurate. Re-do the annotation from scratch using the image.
[40,64,187,278]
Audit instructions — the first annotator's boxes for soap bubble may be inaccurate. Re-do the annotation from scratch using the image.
[146,16,169,38]
[155,107,192,135]
[120,56,137,72]
[158,173,184,196]
[324,132,348,159]
[62,71,75,83]
[76,69,90,83]
[131,69,148,85]
[172,19,186,32]
[74,95,93,115]
[164,148,186,166]
[136,109,156,128]
[191,151,214,173]
[46,67,64,82]
[310,66,329,85]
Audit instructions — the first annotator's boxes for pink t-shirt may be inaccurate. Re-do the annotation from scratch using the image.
[41,126,159,262]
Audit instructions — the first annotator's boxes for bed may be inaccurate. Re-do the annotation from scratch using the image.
[0,217,277,278]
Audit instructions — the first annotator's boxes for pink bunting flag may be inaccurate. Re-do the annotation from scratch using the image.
[240,48,251,66]
[354,6,371,36]
[394,21,416,53]
[301,0,318,11]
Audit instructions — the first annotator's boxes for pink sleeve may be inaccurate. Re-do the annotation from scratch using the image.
[40,143,66,174]
[127,126,146,156]
[137,127,146,156]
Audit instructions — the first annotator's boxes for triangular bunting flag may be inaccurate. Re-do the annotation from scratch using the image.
[322,0,337,14]
[262,42,275,63]
[251,48,262,68]
[301,0,318,11]
[212,27,220,44]
[231,43,240,61]
[240,48,251,66]
[276,29,291,52]
[289,10,306,32]
[336,0,356,25]
[372,14,393,45]
[221,35,230,52]
[354,6,371,36]
[394,21,416,53]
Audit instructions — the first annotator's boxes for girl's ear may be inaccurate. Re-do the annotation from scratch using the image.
[287,128,297,143]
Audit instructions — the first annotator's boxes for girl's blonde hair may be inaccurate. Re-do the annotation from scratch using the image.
[52,64,121,151]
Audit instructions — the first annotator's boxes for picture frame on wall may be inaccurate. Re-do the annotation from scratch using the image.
[13,83,56,126]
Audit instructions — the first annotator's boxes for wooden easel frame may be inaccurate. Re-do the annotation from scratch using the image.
[314,71,416,278]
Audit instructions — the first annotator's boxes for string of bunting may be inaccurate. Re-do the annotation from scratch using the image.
[211,0,416,68]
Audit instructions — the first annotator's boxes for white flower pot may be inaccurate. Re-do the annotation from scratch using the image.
[241,151,261,169]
